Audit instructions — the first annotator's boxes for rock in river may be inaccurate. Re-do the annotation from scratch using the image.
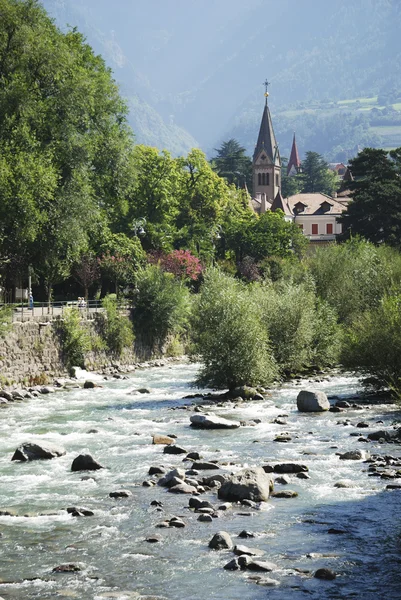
[209,531,233,550]
[152,434,175,445]
[12,443,66,462]
[190,414,241,429]
[297,390,330,412]
[71,454,104,471]
[218,468,273,502]
[339,449,369,460]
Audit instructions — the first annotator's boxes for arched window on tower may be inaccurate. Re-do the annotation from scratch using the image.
[266,173,270,186]
[261,173,265,185]
[258,173,261,186]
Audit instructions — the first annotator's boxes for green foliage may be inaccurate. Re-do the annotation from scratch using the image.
[298,151,339,195]
[57,308,90,369]
[132,265,191,353]
[341,147,401,247]
[342,294,401,398]
[191,269,278,389]
[101,294,134,355]
[307,238,398,323]
[0,305,12,337]
[211,139,252,191]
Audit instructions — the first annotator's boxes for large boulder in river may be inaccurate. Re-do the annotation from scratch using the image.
[209,531,233,550]
[12,443,66,462]
[71,454,103,471]
[296,390,330,412]
[218,468,273,502]
[190,414,241,429]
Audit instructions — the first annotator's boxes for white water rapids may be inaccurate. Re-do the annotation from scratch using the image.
[0,362,401,600]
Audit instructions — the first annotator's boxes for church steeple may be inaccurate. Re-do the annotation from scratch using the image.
[252,81,282,211]
[287,132,301,176]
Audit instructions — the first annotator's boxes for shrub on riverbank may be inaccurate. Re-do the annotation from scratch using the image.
[342,293,401,398]
[191,269,278,389]
[57,308,90,369]
[132,265,191,354]
[101,294,134,355]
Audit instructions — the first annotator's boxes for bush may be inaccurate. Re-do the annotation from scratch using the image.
[191,269,278,389]
[132,265,191,353]
[101,294,134,355]
[57,308,90,369]
[342,293,401,398]
[0,305,12,338]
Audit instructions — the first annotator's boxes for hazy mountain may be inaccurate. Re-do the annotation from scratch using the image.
[41,0,401,159]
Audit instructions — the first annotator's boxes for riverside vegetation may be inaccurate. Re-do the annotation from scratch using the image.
[2,1,401,398]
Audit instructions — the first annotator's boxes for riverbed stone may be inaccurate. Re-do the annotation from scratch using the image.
[271,490,298,498]
[52,563,81,573]
[273,463,309,474]
[367,430,393,441]
[168,483,197,494]
[297,390,330,412]
[234,545,265,557]
[224,558,240,570]
[189,498,213,509]
[191,461,220,470]
[218,468,273,502]
[198,514,213,522]
[190,414,241,429]
[209,531,233,550]
[163,445,187,455]
[314,568,337,580]
[71,454,103,471]
[158,468,186,487]
[238,556,277,572]
[152,434,175,445]
[109,490,132,498]
[148,466,166,476]
[11,442,66,462]
[339,449,369,460]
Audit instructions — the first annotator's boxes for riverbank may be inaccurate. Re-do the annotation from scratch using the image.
[1,363,401,599]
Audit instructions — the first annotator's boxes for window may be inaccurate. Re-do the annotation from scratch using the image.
[276,174,279,187]
[312,224,318,235]
[266,173,270,186]
[326,223,333,234]
[261,173,265,185]
[258,173,261,186]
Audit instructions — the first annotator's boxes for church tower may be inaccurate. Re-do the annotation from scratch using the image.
[287,133,301,176]
[253,82,281,211]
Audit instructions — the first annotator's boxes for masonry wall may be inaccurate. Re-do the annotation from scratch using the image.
[0,317,142,385]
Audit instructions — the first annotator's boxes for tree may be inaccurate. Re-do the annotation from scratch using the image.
[340,147,401,247]
[281,158,302,198]
[73,253,100,301]
[211,139,252,191]
[299,151,338,195]
[99,233,145,295]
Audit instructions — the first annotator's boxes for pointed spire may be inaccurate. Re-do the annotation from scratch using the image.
[253,102,280,166]
[271,190,292,216]
[287,133,301,176]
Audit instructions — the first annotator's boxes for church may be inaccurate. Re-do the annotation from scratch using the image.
[251,89,349,244]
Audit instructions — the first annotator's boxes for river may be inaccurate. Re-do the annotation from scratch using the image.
[0,361,401,600]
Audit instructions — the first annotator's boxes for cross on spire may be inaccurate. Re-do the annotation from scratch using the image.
[263,79,270,104]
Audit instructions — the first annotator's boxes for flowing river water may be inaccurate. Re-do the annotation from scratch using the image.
[1,361,401,600]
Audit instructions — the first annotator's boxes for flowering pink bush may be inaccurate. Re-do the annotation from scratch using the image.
[148,250,203,281]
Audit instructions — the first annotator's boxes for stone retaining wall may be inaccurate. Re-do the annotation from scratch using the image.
[0,317,145,385]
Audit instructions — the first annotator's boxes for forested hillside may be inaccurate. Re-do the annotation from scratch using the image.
[40,0,401,159]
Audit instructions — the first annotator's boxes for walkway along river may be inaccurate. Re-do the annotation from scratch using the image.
[0,361,401,600]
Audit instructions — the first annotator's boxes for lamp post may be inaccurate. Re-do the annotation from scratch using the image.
[132,217,146,238]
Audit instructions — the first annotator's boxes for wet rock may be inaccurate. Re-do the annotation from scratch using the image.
[367,430,393,441]
[328,528,347,534]
[186,452,201,460]
[229,386,258,400]
[143,480,156,487]
[275,475,290,485]
[196,507,215,514]
[329,406,344,413]
[202,474,228,486]
[109,490,132,498]
[12,443,66,462]
[191,461,219,470]
[224,558,240,570]
[198,514,213,522]
[190,414,241,429]
[66,506,94,517]
[297,390,330,412]
[218,468,273,502]
[146,535,161,543]
[234,545,265,557]
[168,483,197,494]
[273,463,308,474]
[152,434,175,445]
[339,449,369,460]
[169,517,185,528]
[296,472,311,479]
[238,530,255,538]
[71,454,103,471]
[209,531,233,550]
[218,502,232,511]
[52,563,81,573]
[356,422,369,428]
[83,380,97,389]
[158,468,186,487]
[314,568,337,580]
[386,484,401,490]
[148,466,166,476]
[271,490,298,498]
[335,400,351,408]
[163,445,187,455]
[238,556,277,572]
[189,498,213,510]
[334,479,354,488]
[274,434,292,442]
[40,386,55,394]
[248,575,280,586]
[150,500,163,507]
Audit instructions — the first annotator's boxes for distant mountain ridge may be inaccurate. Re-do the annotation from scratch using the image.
[41,0,401,159]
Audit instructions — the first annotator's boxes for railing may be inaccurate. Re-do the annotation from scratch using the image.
[0,299,131,323]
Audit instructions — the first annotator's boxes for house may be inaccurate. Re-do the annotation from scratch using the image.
[251,93,350,244]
